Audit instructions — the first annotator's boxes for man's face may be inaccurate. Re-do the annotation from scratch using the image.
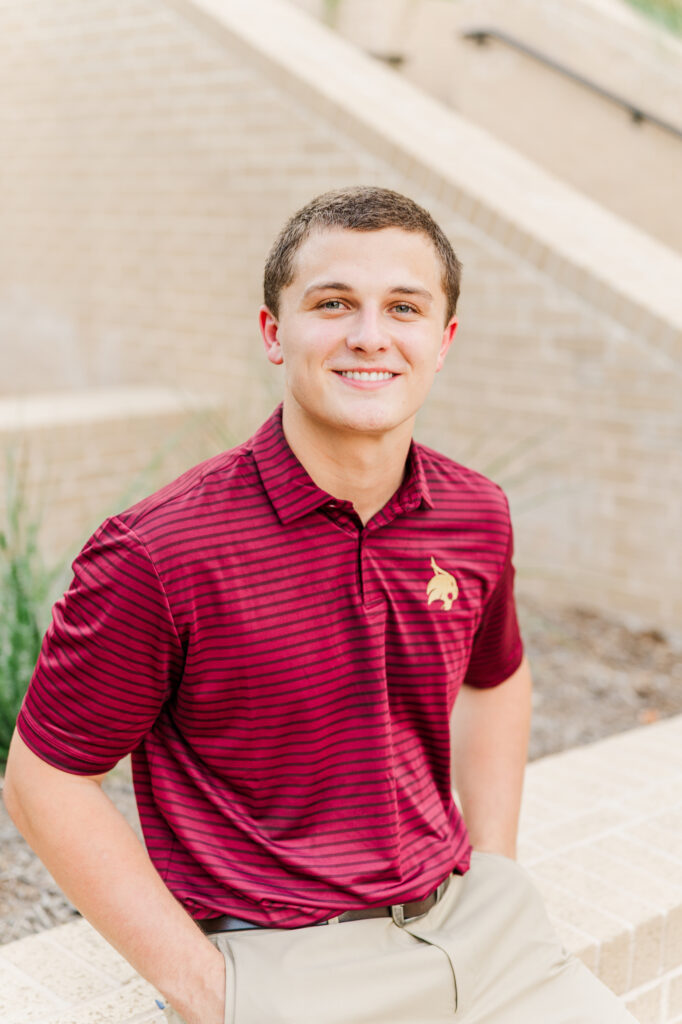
[259,227,457,441]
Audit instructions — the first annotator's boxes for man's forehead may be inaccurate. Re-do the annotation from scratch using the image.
[289,225,444,286]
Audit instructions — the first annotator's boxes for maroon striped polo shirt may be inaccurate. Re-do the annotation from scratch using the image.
[19,406,523,926]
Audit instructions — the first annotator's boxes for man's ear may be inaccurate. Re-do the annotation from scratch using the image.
[436,316,458,372]
[259,306,283,365]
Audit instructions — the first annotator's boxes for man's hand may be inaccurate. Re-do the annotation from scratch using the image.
[3,731,225,1024]
[449,657,532,859]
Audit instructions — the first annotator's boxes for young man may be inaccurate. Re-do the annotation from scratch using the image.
[5,188,635,1024]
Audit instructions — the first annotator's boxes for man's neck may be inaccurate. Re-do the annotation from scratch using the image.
[281,405,414,526]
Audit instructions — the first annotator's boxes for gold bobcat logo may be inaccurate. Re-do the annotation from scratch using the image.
[426,557,458,611]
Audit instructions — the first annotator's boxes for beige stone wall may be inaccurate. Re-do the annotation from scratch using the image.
[1,0,681,632]
[330,0,416,55]
[298,0,682,125]
[404,0,682,124]
[299,0,682,251]
[408,0,682,253]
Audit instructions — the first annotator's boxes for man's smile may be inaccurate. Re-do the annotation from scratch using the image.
[334,370,398,381]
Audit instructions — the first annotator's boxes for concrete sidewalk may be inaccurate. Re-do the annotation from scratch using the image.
[3,714,682,1023]
[0,919,164,1023]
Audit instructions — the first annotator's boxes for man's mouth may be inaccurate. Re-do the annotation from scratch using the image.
[336,371,396,381]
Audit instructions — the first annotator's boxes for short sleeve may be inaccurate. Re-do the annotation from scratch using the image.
[462,521,524,689]
[17,516,183,775]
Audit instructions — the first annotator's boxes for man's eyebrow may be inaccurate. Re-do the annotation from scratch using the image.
[388,286,434,303]
[302,281,354,297]
[302,282,434,302]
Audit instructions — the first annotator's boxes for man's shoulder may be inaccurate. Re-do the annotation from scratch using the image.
[115,437,256,540]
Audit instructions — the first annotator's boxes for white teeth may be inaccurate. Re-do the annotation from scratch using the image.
[339,371,394,381]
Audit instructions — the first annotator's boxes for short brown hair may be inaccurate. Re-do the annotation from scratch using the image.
[263,187,462,323]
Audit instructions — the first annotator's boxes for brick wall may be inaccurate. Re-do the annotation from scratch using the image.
[0,0,680,630]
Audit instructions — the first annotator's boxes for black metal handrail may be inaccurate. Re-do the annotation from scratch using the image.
[462,28,682,141]
[369,52,405,68]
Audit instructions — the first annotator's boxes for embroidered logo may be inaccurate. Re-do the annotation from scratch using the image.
[426,557,458,611]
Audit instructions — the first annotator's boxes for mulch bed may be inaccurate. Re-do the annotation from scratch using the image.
[1,595,681,945]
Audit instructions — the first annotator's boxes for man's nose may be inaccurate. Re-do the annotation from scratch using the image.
[346,308,389,352]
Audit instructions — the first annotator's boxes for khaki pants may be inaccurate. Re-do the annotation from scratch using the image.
[165,852,637,1023]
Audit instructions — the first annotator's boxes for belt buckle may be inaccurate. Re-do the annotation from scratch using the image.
[391,874,449,927]
[390,903,406,926]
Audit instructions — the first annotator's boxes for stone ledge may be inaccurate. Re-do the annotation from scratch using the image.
[0,386,225,432]
[521,714,682,1022]
[2,714,681,1023]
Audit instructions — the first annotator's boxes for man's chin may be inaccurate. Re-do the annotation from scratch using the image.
[335,408,414,438]
[286,395,414,441]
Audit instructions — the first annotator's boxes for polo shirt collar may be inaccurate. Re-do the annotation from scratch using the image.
[402,441,434,513]
[250,406,433,525]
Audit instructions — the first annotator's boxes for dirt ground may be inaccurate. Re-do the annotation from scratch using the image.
[1,594,681,945]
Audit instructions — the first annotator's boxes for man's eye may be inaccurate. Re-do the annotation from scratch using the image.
[393,303,416,314]
[319,299,345,310]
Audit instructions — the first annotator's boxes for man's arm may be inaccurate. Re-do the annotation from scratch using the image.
[3,731,225,1024]
[449,656,532,859]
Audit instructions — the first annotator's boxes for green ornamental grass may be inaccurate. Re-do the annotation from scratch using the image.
[0,461,59,768]
[623,0,682,33]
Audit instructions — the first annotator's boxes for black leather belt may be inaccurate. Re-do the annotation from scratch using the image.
[198,874,452,935]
